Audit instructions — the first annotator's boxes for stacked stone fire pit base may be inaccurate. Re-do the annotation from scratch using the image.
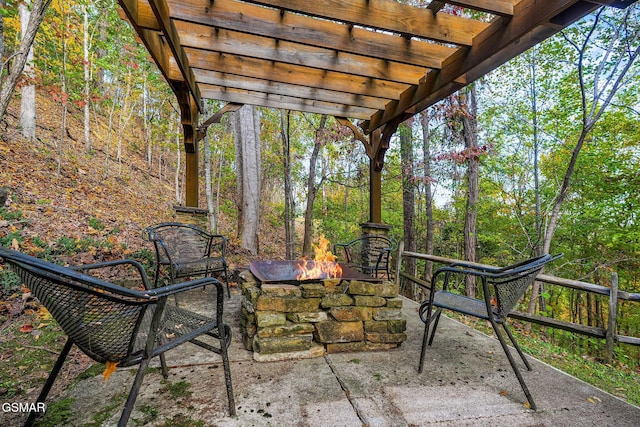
[239,271,407,362]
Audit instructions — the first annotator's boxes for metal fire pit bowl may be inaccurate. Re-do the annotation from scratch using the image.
[249,260,382,285]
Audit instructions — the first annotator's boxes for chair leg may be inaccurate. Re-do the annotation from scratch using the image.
[418,317,431,374]
[118,356,153,427]
[160,353,169,379]
[489,318,536,410]
[224,267,231,298]
[502,323,532,370]
[427,309,442,346]
[220,324,236,416]
[24,338,73,427]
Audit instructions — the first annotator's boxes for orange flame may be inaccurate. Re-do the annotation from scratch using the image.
[296,235,343,280]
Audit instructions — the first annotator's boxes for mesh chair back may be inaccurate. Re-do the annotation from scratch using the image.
[150,224,211,264]
[489,255,551,320]
[1,249,151,365]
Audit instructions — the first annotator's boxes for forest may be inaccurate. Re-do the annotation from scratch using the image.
[1,0,639,409]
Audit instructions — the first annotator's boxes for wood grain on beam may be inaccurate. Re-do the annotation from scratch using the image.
[181,48,410,101]
[199,84,377,119]
[147,0,201,109]
[193,69,390,110]
[174,20,429,85]
[167,0,457,69]
[241,0,488,45]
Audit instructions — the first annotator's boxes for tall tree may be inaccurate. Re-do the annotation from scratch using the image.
[302,114,327,257]
[280,109,295,259]
[82,4,90,151]
[542,7,640,257]
[399,119,417,277]
[0,0,50,123]
[233,104,261,255]
[19,0,36,140]
[461,86,479,297]
[420,109,435,282]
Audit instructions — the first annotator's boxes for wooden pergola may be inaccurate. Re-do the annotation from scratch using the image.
[117,0,635,224]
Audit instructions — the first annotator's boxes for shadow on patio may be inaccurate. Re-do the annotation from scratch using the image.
[28,288,640,426]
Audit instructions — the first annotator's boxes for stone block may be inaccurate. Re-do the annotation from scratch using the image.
[365,332,407,344]
[314,321,364,343]
[241,284,261,306]
[257,322,315,338]
[348,280,376,296]
[256,296,321,313]
[253,343,325,362]
[256,311,287,327]
[364,320,388,333]
[287,311,329,323]
[354,296,386,307]
[372,307,403,321]
[242,334,255,351]
[300,283,326,298]
[326,341,368,353]
[374,281,400,298]
[240,306,256,326]
[261,284,302,297]
[387,319,407,334]
[321,294,353,308]
[330,306,372,321]
[253,335,314,354]
[365,342,399,351]
[239,270,259,284]
[386,297,403,308]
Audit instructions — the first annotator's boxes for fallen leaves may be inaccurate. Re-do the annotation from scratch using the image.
[103,361,119,382]
[19,323,34,333]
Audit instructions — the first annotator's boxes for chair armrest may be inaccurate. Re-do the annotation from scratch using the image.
[145,277,225,299]
[71,259,151,290]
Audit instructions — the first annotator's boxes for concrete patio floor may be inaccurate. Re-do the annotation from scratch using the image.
[30,288,640,426]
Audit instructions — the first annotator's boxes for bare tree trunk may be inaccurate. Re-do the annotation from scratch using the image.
[281,109,295,259]
[19,0,36,141]
[233,105,261,255]
[174,119,182,204]
[527,48,545,329]
[400,120,417,278]
[461,86,479,298]
[204,129,217,232]
[0,0,50,122]
[82,5,91,152]
[420,110,435,283]
[0,0,5,71]
[302,115,327,257]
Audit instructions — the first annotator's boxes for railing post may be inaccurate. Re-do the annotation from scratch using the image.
[606,272,619,363]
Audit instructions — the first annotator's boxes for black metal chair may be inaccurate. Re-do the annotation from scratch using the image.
[143,222,230,297]
[0,247,235,427]
[418,253,562,410]
[334,235,395,280]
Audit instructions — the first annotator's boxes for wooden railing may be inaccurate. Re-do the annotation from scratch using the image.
[394,242,640,360]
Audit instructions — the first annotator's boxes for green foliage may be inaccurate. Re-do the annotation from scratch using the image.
[33,398,74,427]
[0,208,23,222]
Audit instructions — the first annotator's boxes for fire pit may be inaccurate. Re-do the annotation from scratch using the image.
[240,257,407,361]
[249,260,382,284]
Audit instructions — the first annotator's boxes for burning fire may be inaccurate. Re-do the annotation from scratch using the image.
[296,235,343,281]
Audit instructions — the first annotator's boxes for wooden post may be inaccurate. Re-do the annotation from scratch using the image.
[370,158,382,224]
[177,89,200,207]
[606,272,619,362]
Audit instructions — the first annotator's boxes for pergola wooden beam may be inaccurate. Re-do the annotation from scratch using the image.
[167,0,458,69]
[115,0,637,211]
[241,0,489,45]
[173,21,429,85]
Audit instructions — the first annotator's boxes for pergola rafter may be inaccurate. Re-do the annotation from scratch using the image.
[116,0,636,213]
